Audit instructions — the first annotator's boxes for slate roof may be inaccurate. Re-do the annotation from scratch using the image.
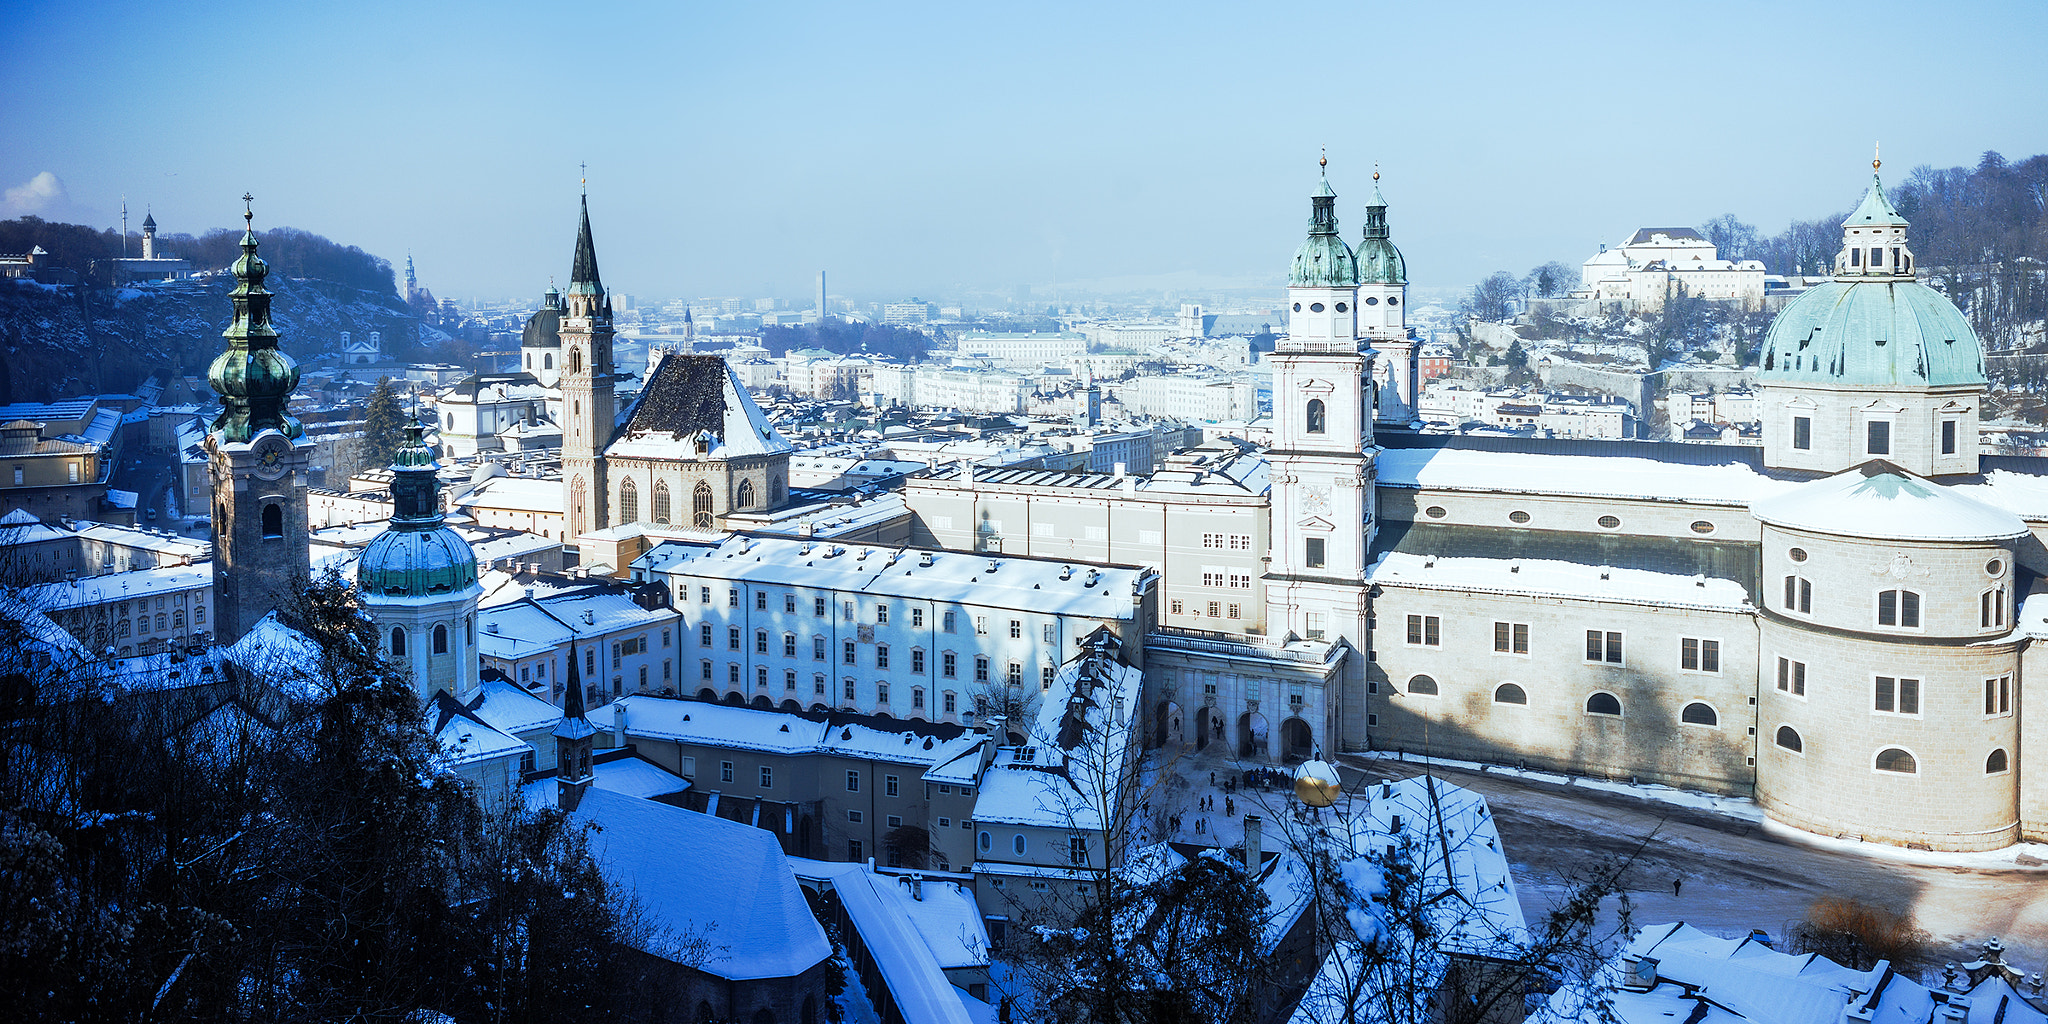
[1626,227,1707,245]
[608,353,794,460]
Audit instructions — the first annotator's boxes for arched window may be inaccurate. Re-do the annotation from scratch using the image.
[571,476,586,524]
[1877,589,1921,628]
[618,477,639,523]
[771,476,786,507]
[391,627,407,656]
[1306,399,1326,435]
[737,479,756,509]
[1775,725,1802,752]
[261,503,283,538]
[1987,748,2010,774]
[1585,692,1622,716]
[652,481,671,524]
[1874,748,1917,774]
[692,482,714,528]
[1493,683,1527,705]
[1407,674,1439,696]
[433,623,449,654]
[1681,702,1718,727]
[544,352,554,370]
[569,347,583,374]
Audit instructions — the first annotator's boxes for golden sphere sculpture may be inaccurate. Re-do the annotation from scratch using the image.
[1294,759,1342,807]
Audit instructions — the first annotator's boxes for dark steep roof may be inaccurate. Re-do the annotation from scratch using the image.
[567,195,602,295]
[621,354,730,439]
[1626,227,1706,245]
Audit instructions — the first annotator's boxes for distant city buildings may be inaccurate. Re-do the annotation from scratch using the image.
[1575,227,1766,312]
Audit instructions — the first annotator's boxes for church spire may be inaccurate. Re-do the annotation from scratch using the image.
[1290,158,1358,288]
[567,194,603,299]
[207,195,303,443]
[387,422,444,525]
[1357,167,1406,287]
[554,644,598,810]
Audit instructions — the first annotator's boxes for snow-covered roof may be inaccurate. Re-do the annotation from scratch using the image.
[568,788,831,979]
[613,696,985,774]
[607,354,794,461]
[1368,552,1752,613]
[793,859,982,1024]
[640,534,1150,620]
[468,677,562,735]
[220,611,327,698]
[455,476,564,515]
[972,641,1144,831]
[428,691,529,768]
[1376,447,1793,506]
[591,754,691,800]
[0,508,70,545]
[23,563,213,611]
[1752,462,2030,543]
[1533,922,2039,1024]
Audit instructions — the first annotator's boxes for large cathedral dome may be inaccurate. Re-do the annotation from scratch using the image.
[1757,279,1984,388]
[1756,169,1985,390]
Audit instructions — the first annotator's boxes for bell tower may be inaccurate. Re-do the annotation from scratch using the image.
[1264,159,1376,751]
[559,184,616,545]
[205,195,314,644]
[1357,170,1417,427]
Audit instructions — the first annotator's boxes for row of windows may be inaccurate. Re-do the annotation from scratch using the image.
[1170,600,1245,619]
[1201,533,1254,550]
[1788,415,1959,457]
[1772,728,2006,776]
[1406,619,1724,674]
[975,830,1090,865]
[1778,580,2008,631]
[1775,658,2014,719]
[698,637,1041,683]
[387,618,473,657]
[687,593,1051,642]
[1200,571,1253,589]
[698,667,973,713]
[1404,674,1722,725]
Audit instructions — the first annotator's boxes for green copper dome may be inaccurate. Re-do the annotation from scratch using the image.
[1356,181,1405,286]
[208,200,303,443]
[358,423,478,598]
[1757,280,1984,387]
[1290,173,1359,288]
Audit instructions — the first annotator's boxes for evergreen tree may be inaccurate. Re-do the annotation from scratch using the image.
[359,376,408,470]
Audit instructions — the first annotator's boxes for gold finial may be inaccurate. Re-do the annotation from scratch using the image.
[580,161,588,194]
[1319,147,1327,170]
[1373,162,1381,182]
[1874,142,1881,173]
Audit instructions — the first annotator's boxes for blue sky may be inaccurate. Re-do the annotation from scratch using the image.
[4,0,2044,303]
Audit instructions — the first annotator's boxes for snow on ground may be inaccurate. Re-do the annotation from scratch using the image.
[833,946,883,1024]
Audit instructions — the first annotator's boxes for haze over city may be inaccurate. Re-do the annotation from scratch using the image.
[5,0,2046,302]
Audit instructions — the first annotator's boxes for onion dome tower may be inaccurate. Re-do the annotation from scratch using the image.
[1356,168,1417,426]
[1755,153,1987,477]
[1268,156,1374,752]
[358,421,482,703]
[205,195,313,644]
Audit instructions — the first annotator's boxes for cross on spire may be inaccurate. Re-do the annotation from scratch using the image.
[242,192,254,228]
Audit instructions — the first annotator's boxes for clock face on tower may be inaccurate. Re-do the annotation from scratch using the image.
[253,434,290,480]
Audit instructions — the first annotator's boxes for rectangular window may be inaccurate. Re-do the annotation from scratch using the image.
[843,678,856,700]
[728,663,740,685]
[1207,601,1221,617]
[844,601,855,620]
[1042,665,1054,690]
[701,660,713,681]
[727,626,741,650]
[1942,419,1958,455]
[975,657,990,682]
[886,775,899,797]
[1304,537,1326,569]
[849,840,863,861]
[1874,675,1920,715]
[701,623,713,646]
[943,611,957,633]
[846,770,860,792]
[784,634,797,657]
[1070,836,1088,865]
[943,652,957,678]
[912,608,924,628]
[1006,662,1022,686]
[1043,623,1055,644]
[912,649,926,673]
[1494,621,1529,655]
[1681,638,1720,673]
[785,669,796,690]
[876,604,889,624]
[814,637,827,660]
[1407,614,1440,647]
[912,688,924,709]
[876,682,889,703]
[755,766,773,788]
[756,591,768,611]
[1009,619,1022,639]
[1983,588,2007,628]
[1305,612,1326,641]
[815,597,827,617]
[944,691,956,713]
[1227,603,1241,619]
[1784,576,1812,614]
[887,815,902,829]
[876,644,891,669]
[847,810,863,823]
[975,616,988,635]
[755,631,769,654]
[728,588,739,608]
[786,594,797,614]
[843,640,857,665]
[1878,589,1921,628]
[720,760,734,783]
[1170,599,1184,615]
[1584,630,1622,664]
[1986,675,2012,716]
[1793,416,1812,450]
[1776,657,1806,696]
[662,628,671,648]
[1867,420,1891,456]
[815,675,827,695]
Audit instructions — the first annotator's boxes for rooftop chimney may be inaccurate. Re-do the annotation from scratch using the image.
[1243,814,1263,874]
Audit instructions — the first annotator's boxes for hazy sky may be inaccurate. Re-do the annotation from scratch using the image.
[4,1,2045,304]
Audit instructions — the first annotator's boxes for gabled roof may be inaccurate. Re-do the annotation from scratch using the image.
[608,353,794,460]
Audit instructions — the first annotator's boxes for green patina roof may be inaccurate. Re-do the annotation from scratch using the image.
[209,204,302,443]
[1845,174,1909,228]
[1290,173,1358,288]
[1356,181,1404,285]
[359,422,478,598]
[1757,279,1985,388]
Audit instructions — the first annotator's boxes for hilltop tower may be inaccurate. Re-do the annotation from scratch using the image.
[1357,171,1417,427]
[559,193,616,544]
[141,209,158,260]
[1264,159,1376,750]
[357,421,482,703]
[205,196,314,644]
[1755,156,1986,478]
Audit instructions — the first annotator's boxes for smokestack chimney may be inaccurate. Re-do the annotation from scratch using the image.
[818,270,828,322]
[613,700,627,748]
[1243,815,1262,874]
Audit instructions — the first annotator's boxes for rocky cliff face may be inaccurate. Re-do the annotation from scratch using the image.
[0,273,436,402]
